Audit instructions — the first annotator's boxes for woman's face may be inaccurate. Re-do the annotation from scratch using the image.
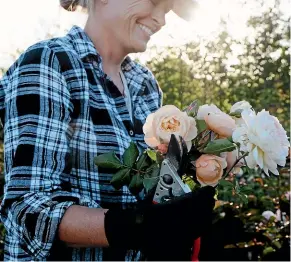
[98,0,174,53]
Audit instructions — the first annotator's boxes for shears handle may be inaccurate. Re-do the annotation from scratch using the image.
[152,200,201,261]
[191,238,201,261]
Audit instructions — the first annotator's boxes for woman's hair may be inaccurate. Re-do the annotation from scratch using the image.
[59,0,93,12]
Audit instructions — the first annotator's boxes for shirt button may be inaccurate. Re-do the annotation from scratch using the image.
[129,130,134,136]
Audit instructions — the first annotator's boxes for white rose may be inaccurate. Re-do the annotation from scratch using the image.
[230,101,253,113]
[232,110,290,175]
[197,104,222,120]
[230,101,255,126]
[143,105,198,151]
[262,211,276,221]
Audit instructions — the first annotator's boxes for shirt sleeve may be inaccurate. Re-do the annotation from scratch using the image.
[0,45,100,260]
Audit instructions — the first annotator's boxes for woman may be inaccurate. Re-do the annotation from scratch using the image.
[0,0,215,261]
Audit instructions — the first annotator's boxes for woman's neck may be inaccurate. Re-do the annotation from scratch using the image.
[84,16,126,76]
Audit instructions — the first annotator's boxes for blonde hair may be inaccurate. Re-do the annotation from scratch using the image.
[59,0,93,12]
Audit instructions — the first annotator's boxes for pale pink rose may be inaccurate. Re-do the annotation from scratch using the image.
[221,149,244,173]
[197,104,222,120]
[205,112,236,138]
[157,144,168,154]
[143,105,198,152]
[195,154,227,187]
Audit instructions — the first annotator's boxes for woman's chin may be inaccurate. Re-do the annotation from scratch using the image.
[131,40,148,53]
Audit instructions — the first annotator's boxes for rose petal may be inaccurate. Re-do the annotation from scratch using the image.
[184,117,198,141]
[144,136,160,148]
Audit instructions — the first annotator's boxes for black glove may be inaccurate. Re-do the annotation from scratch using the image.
[104,186,215,260]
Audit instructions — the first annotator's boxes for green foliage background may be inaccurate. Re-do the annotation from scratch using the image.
[0,0,289,260]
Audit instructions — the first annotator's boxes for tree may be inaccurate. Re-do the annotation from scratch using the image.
[229,0,290,131]
[146,45,202,109]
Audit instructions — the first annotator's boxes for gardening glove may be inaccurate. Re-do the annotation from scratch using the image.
[104,186,215,260]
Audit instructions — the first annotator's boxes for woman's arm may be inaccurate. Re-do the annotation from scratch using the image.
[59,205,109,248]
[0,45,105,260]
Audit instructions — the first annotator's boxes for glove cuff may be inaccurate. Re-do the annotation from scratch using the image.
[104,208,145,249]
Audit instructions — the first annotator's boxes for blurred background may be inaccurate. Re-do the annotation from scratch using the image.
[0,0,290,260]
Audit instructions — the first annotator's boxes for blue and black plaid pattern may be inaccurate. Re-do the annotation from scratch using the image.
[0,25,162,261]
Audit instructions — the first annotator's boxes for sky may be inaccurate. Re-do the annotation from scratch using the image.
[0,0,289,68]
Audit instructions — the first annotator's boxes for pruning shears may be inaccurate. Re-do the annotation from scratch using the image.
[152,134,201,261]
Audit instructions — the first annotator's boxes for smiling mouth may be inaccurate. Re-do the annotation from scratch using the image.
[138,23,154,37]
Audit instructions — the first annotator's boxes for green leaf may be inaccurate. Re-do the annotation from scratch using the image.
[240,186,253,194]
[146,149,157,162]
[143,177,159,193]
[110,168,131,190]
[229,110,243,118]
[196,119,207,134]
[129,174,144,195]
[94,152,123,169]
[219,179,234,188]
[202,138,236,155]
[123,142,139,167]
[143,165,160,193]
[156,152,164,165]
[272,241,281,249]
[237,193,248,205]
[263,247,275,257]
[182,176,197,191]
[145,163,160,178]
[136,153,151,170]
[227,136,234,143]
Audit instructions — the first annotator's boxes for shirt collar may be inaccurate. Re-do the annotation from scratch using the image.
[66,25,99,60]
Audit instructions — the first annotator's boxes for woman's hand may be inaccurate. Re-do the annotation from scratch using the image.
[104,186,215,260]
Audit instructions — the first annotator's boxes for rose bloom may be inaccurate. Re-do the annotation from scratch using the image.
[262,210,276,221]
[204,112,236,138]
[197,104,222,120]
[195,154,227,187]
[221,149,244,173]
[230,101,255,126]
[157,144,168,154]
[230,101,253,113]
[232,110,290,175]
[143,105,197,151]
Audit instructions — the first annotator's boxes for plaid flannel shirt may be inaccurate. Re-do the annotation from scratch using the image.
[0,25,162,261]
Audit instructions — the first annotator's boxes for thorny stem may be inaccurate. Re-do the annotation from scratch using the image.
[119,164,149,175]
[130,165,159,175]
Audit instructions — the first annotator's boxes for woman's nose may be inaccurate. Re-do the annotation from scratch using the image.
[152,11,166,29]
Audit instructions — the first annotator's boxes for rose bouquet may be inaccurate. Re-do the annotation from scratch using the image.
[94,100,290,201]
